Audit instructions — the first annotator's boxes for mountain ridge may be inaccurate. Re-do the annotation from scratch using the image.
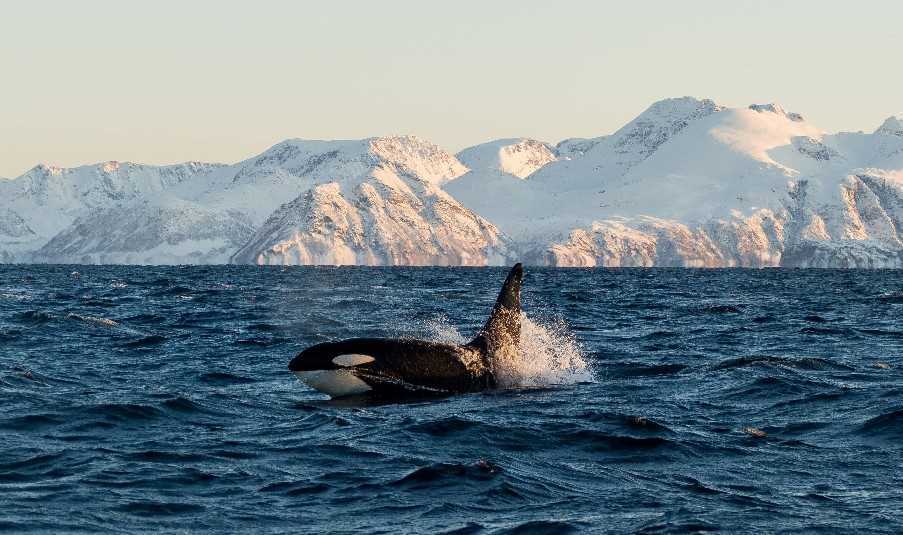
[4,97,903,268]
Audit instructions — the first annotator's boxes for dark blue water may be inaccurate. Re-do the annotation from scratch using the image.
[1,266,901,533]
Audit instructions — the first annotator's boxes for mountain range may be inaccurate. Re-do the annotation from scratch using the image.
[3,97,902,267]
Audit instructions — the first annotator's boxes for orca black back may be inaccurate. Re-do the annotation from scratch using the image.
[288,263,524,398]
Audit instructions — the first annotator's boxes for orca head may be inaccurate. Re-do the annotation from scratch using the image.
[289,342,376,397]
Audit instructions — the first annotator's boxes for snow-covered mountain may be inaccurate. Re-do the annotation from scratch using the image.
[230,137,506,266]
[32,197,256,265]
[3,98,903,267]
[444,139,555,238]
[447,98,903,268]
[456,138,557,179]
[3,136,506,266]
[0,161,224,262]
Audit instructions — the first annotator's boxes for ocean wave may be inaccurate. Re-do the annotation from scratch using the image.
[198,372,256,385]
[149,285,194,297]
[769,391,854,410]
[2,265,901,533]
[800,326,855,336]
[120,450,211,464]
[121,313,168,323]
[857,328,903,338]
[65,313,119,327]
[405,416,480,437]
[873,291,903,303]
[0,414,65,431]
[711,355,853,371]
[494,520,582,535]
[259,480,331,496]
[246,322,280,332]
[0,328,23,342]
[233,337,289,347]
[599,362,688,378]
[79,403,165,422]
[13,310,55,325]
[561,430,678,454]
[720,376,826,400]
[391,460,501,489]
[635,515,719,534]
[115,501,205,517]
[0,451,74,483]
[122,334,167,347]
[575,411,673,433]
[699,304,744,314]
[160,396,218,415]
[859,408,903,440]
[0,290,31,301]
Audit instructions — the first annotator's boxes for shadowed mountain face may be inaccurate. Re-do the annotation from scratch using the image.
[3,100,903,267]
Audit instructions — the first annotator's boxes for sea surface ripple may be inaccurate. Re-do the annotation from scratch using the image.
[1,265,901,533]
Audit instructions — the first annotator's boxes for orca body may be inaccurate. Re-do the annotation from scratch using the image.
[289,263,523,398]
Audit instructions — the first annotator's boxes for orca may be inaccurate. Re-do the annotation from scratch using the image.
[288,263,523,398]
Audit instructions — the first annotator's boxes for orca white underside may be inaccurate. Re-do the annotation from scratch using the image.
[294,370,372,398]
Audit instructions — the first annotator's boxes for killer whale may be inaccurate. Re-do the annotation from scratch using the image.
[288,263,523,398]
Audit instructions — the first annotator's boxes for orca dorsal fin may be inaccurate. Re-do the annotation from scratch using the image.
[469,263,522,357]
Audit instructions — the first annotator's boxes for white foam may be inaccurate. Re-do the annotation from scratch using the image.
[420,315,467,346]
[418,313,594,388]
[494,314,594,388]
[66,313,119,327]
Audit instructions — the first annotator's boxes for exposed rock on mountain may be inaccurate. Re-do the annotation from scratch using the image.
[231,151,506,266]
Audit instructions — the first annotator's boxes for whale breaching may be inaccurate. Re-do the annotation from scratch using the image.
[289,263,523,398]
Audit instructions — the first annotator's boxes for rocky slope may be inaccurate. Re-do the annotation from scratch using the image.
[226,136,507,266]
[231,180,505,266]
[229,137,506,266]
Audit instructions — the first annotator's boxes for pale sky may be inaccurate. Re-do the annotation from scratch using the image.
[1,0,901,177]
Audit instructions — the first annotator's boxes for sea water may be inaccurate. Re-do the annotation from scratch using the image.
[1,265,901,533]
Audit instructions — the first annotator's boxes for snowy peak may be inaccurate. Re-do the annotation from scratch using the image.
[231,138,372,186]
[749,103,805,122]
[27,163,64,177]
[457,138,557,178]
[608,96,724,163]
[233,136,466,187]
[524,97,726,190]
[368,136,468,185]
[13,160,223,201]
[876,116,903,136]
[639,96,724,119]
